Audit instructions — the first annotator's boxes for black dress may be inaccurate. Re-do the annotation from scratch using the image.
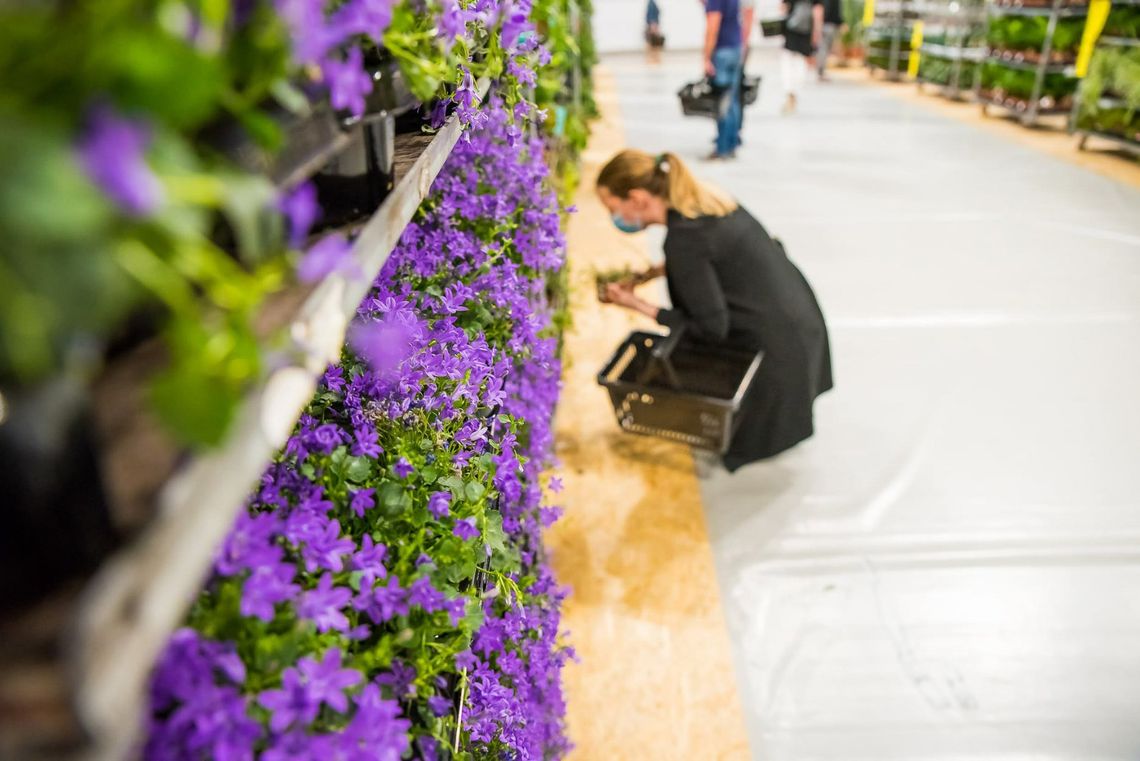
[656,207,833,472]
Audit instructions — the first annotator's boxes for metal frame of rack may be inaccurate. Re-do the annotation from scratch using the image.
[865,0,919,79]
[1069,1,1140,152]
[916,0,989,97]
[975,0,1090,126]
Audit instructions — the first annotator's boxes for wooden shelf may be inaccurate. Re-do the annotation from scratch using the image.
[0,80,489,761]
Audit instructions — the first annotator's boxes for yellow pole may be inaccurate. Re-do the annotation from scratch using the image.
[907,20,925,79]
[1075,0,1111,79]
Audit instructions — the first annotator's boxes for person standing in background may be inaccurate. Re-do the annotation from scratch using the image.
[780,0,823,113]
[645,0,664,48]
[816,0,843,80]
[703,0,743,160]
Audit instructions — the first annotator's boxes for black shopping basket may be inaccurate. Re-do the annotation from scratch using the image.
[597,328,763,453]
[678,76,762,119]
[759,18,786,37]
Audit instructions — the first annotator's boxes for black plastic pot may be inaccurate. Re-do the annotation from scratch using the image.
[311,111,396,231]
[0,374,120,614]
[200,97,345,188]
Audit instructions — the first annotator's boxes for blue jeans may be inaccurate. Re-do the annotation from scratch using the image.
[712,46,742,156]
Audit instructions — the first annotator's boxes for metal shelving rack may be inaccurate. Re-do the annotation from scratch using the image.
[976,0,1090,126]
[916,0,990,97]
[1070,0,1140,152]
[865,0,920,79]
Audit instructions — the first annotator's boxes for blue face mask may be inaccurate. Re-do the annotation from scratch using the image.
[611,211,644,234]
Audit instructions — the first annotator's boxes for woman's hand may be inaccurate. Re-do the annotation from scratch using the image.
[605,281,640,309]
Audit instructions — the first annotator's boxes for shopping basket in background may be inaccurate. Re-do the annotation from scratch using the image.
[597,327,763,453]
[678,75,762,119]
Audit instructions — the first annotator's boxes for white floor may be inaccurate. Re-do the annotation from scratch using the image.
[604,51,1140,760]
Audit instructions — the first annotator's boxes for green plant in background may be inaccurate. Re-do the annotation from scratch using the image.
[0,0,583,446]
[1076,46,1140,139]
[986,16,1087,54]
[919,56,980,88]
[981,61,1078,100]
[840,0,865,52]
[1103,7,1140,38]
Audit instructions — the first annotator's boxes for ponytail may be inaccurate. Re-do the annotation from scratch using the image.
[596,149,737,218]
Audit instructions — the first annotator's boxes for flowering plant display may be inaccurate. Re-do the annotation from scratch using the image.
[145,93,575,758]
[0,0,574,446]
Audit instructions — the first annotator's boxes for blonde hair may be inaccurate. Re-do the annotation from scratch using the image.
[596,149,737,219]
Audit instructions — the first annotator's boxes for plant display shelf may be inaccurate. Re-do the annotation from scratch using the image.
[915,0,988,96]
[1076,127,1140,151]
[976,0,1089,125]
[1069,0,1140,153]
[918,45,988,94]
[1099,34,1140,45]
[986,51,1078,70]
[0,80,490,761]
[865,0,919,79]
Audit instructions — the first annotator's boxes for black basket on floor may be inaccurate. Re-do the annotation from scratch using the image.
[597,329,763,453]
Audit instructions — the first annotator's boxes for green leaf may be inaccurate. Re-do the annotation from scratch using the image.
[463,480,486,503]
[150,361,239,446]
[344,455,373,484]
[379,481,411,516]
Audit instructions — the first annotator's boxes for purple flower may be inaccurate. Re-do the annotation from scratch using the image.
[408,576,446,613]
[279,181,319,248]
[427,491,451,518]
[349,318,416,379]
[77,105,163,216]
[343,683,411,760]
[453,518,480,541]
[353,575,408,624]
[215,512,281,577]
[276,0,339,64]
[437,0,466,43]
[393,457,414,479]
[298,234,353,283]
[352,424,382,457]
[295,517,355,573]
[352,535,388,587]
[297,573,353,633]
[350,488,375,517]
[455,649,478,671]
[240,561,300,621]
[259,649,362,732]
[331,0,396,40]
[548,476,563,493]
[375,659,417,698]
[427,695,452,717]
[321,364,346,393]
[500,7,532,52]
[322,46,373,118]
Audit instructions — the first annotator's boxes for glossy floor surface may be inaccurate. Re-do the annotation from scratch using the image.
[606,50,1140,760]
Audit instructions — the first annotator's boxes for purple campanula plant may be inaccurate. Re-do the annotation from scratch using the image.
[146,88,572,757]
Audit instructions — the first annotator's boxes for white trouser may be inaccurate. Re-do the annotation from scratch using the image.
[780,49,808,99]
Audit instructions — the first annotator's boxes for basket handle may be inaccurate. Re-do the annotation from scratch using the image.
[651,325,685,389]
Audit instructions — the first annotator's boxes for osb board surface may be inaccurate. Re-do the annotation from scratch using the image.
[544,65,750,761]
